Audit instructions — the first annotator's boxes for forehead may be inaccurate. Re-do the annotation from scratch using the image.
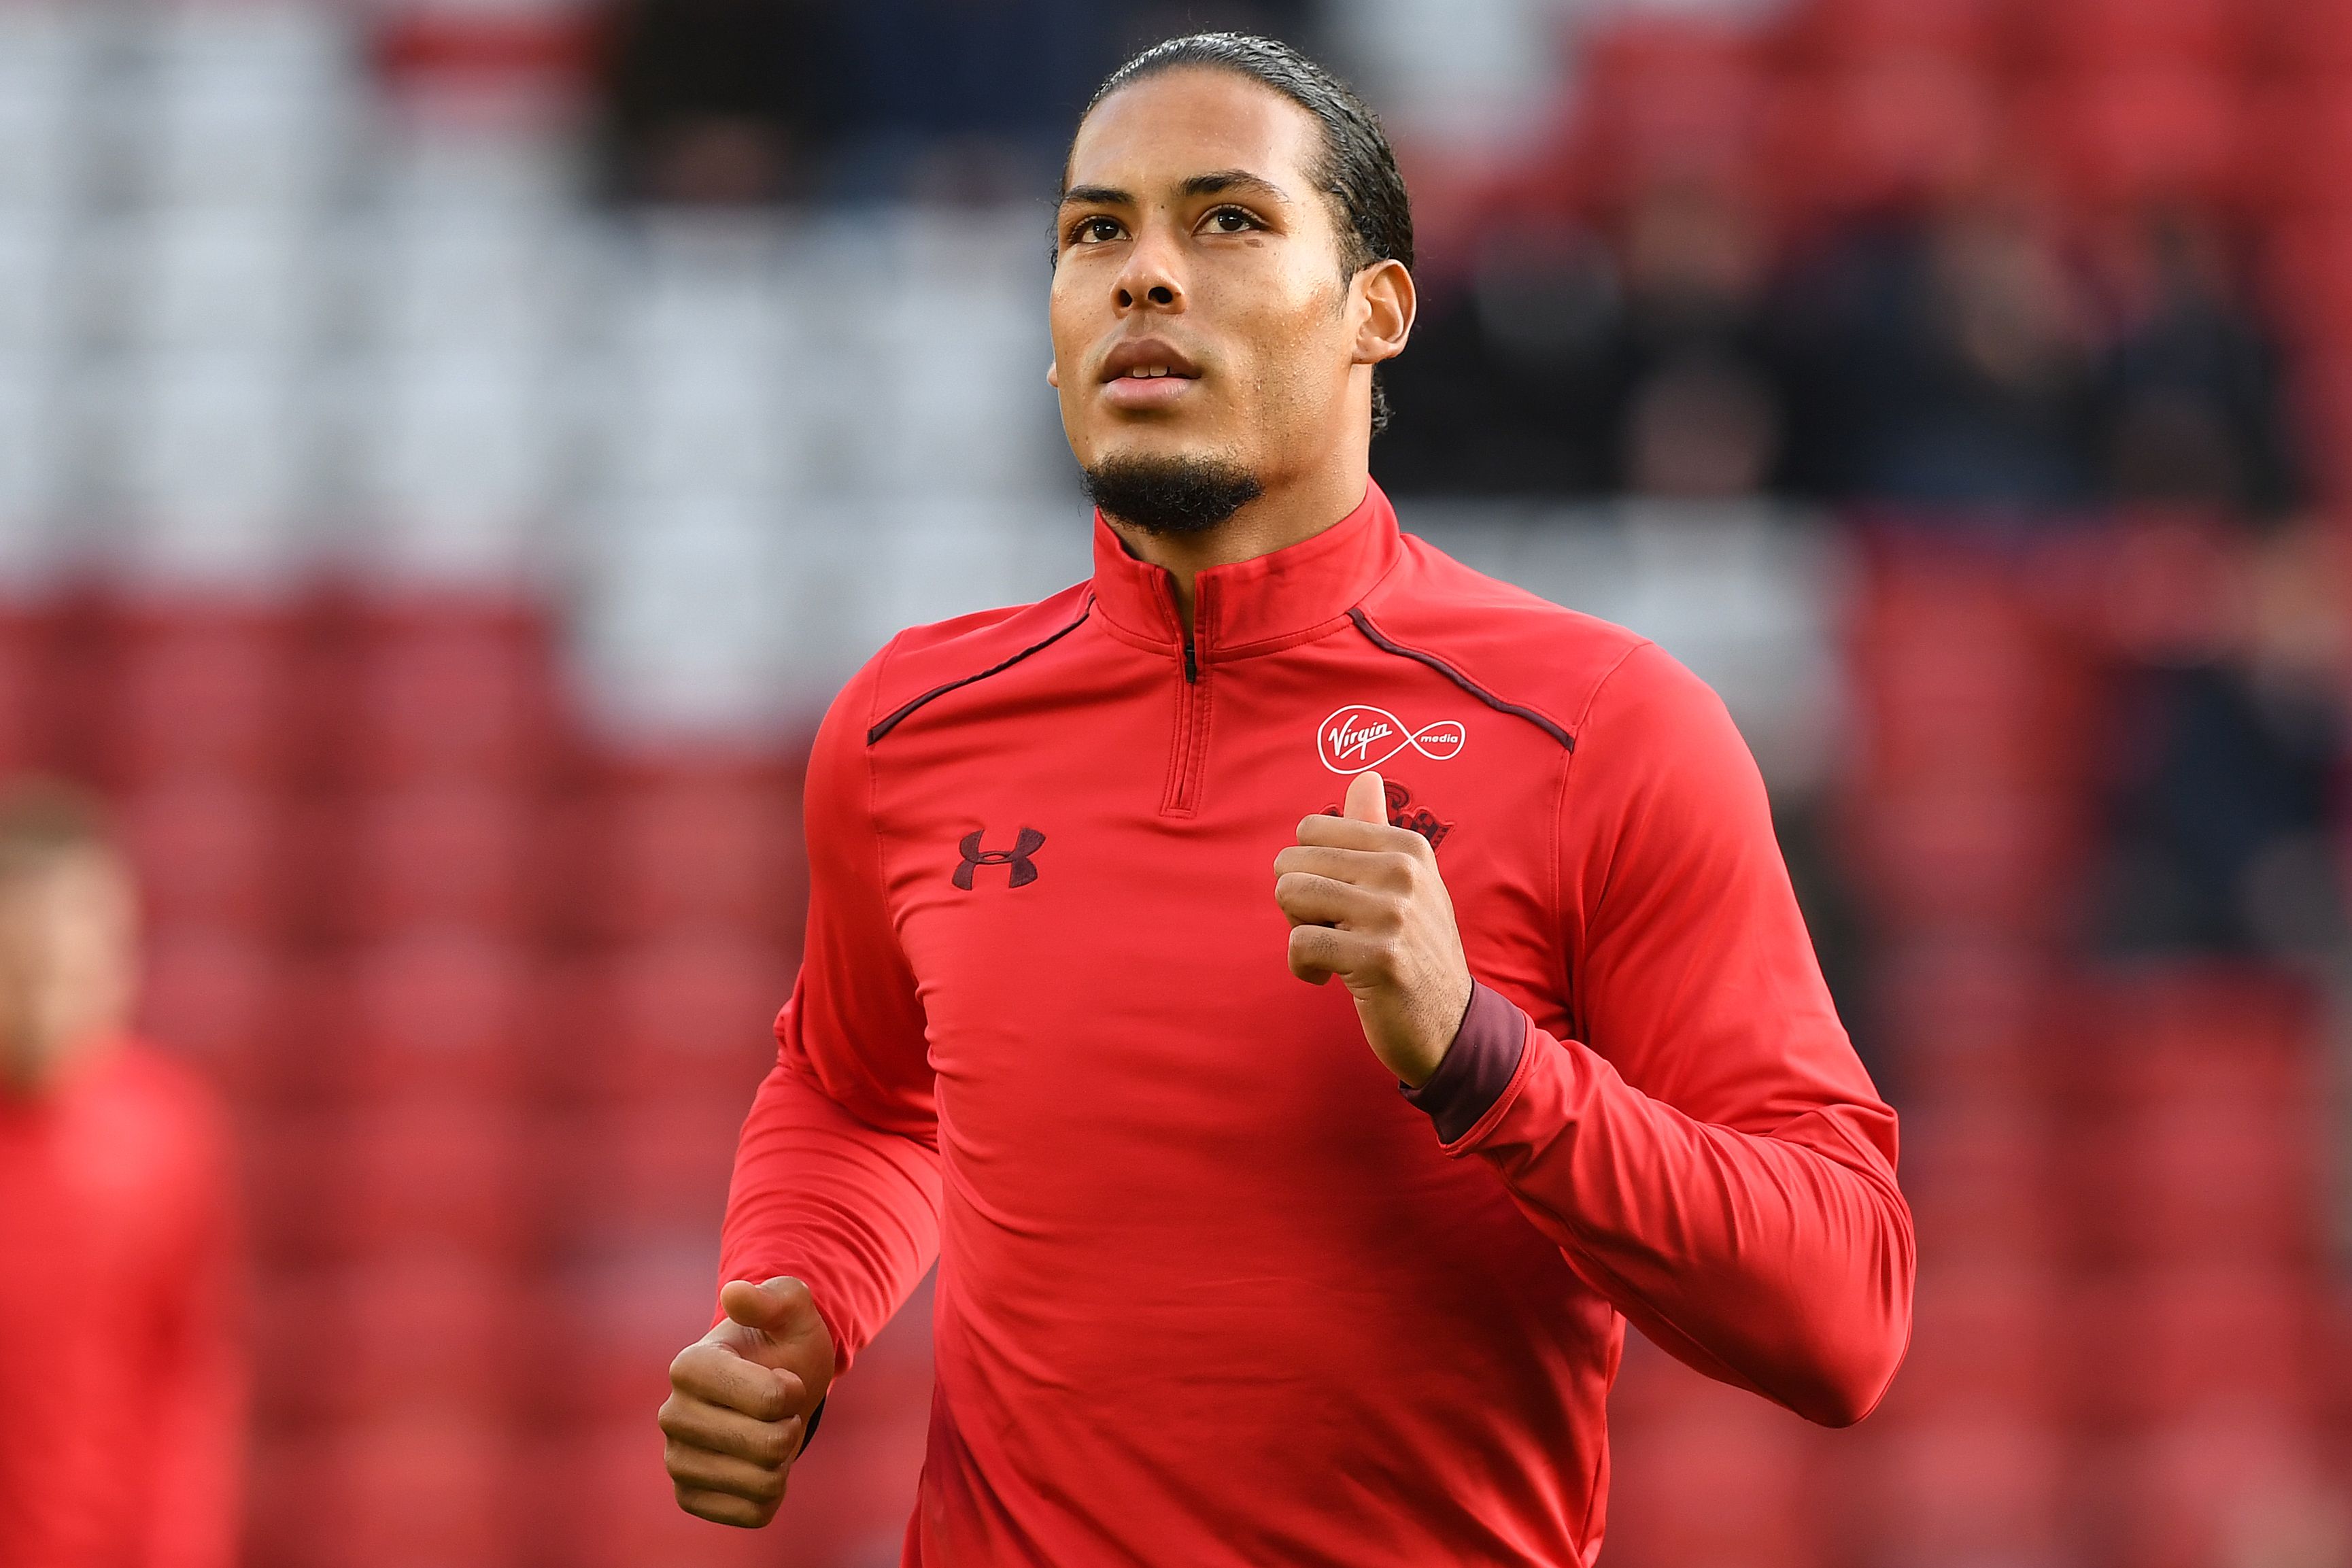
[1066,67,1324,197]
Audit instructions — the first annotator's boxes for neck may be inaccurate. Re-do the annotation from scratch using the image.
[1102,456,1370,626]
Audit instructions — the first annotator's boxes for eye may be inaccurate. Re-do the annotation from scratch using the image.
[1069,216,1123,247]
[1203,206,1261,235]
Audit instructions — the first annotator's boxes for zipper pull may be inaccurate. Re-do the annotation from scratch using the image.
[1182,636,1198,683]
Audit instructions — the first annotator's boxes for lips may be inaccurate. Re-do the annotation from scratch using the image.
[1100,339,1202,384]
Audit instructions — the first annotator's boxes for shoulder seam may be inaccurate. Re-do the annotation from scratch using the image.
[1345,607,1575,751]
[866,597,1093,746]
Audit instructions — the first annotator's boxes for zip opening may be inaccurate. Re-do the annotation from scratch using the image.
[1162,581,1207,815]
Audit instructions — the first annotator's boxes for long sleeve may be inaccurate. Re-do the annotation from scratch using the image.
[1414,641,1914,1427]
[719,645,942,1372]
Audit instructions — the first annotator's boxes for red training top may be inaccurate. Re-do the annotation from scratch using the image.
[721,482,1913,1566]
[0,1042,245,1568]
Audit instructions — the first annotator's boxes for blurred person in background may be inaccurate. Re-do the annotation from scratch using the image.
[1779,187,2096,509]
[1603,178,1788,500]
[0,780,244,1568]
[659,31,1910,1564]
[596,0,1318,205]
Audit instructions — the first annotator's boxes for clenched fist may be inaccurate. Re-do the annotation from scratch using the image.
[1274,768,1474,1087]
[660,1276,836,1529]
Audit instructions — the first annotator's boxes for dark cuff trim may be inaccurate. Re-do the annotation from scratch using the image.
[1400,982,1530,1144]
[797,1396,826,1459]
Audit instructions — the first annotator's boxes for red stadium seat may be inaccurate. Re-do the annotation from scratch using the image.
[104,606,295,787]
[588,768,801,942]
[1841,1414,2073,1565]
[1879,1261,2066,1419]
[137,925,282,1098]
[0,609,56,776]
[310,1411,519,1568]
[1781,0,2002,68]
[250,1254,532,1424]
[2019,0,2244,72]
[343,600,558,787]
[2267,211,2352,350]
[248,1100,539,1259]
[564,932,790,1104]
[2064,1266,2322,1424]
[2062,1105,2324,1266]
[536,1234,728,1423]
[1764,59,2002,220]
[1894,1103,2065,1265]
[1569,17,1769,201]
[2241,93,2352,218]
[543,1095,749,1245]
[2023,68,2245,211]
[335,929,538,1101]
[1870,938,2049,1105]
[1600,1369,1826,1568]
[1849,785,2084,938]
[329,1099,540,1257]
[2046,966,2318,1114]
[120,775,280,933]
[2086,1413,2343,1568]
[343,779,536,936]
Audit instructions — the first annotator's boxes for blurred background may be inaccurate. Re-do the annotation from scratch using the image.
[1,0,2349,1563]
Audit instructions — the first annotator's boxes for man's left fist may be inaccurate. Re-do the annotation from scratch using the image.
[1274,768,1475,1087]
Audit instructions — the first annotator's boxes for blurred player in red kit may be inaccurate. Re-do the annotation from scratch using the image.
[660,33,1914,1565]
[0,781,245,1568]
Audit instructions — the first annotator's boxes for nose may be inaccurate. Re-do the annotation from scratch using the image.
[1113,231,1184,314]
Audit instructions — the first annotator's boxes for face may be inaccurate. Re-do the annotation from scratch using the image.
[0,850,137,1095]
[1050,68,1414,498]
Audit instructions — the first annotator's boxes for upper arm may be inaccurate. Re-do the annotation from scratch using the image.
[1561,641,1893,1159]
[780,646,934,1140]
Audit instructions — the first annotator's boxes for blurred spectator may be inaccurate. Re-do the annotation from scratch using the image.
[597,0,1319,205]
[1380,178,1789,499]
[2089,520,2348,959]
[2092,207,2299,517]
[0,780,245,1568]
[1603,180,1786,497]
[1781,193,2097,508]
[596,0,844,203]
[1376,217,1620,494]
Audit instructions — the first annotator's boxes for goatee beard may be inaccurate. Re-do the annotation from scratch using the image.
[1082,454,1264,535]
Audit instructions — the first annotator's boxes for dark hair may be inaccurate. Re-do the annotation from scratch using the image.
[0,777,114,880]
[1070,33,1415,434]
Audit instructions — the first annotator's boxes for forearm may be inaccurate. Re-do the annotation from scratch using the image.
[719,1060,943,1374]
[1422,995,1914,1426]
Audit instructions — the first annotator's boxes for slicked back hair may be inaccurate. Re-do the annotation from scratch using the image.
[1067,33,1414,434]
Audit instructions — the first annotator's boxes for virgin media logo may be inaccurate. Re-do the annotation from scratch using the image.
[1315,704,1467,773]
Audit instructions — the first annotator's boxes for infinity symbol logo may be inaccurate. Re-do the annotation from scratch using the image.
[1315,704,1467,774]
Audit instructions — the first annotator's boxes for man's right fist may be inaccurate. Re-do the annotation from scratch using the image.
[660,1276,838,1529]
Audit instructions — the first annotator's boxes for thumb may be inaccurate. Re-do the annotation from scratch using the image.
[720,1276,810,1335]
[1344,769,1386,825]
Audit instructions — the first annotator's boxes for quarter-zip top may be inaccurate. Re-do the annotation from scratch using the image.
[733,479,1913,1568]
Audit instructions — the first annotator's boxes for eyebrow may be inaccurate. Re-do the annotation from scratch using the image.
[1057,169,1294,210]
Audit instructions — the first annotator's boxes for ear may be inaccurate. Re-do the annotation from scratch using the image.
[1350,258,1416,369]
[1046,360,1060,388]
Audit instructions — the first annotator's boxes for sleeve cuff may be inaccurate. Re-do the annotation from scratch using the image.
[1399,981,1530,1144]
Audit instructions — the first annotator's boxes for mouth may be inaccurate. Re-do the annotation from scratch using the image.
[1099,339,1202,410]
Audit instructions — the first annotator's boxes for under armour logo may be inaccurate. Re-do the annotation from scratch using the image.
[953,827,1045,889]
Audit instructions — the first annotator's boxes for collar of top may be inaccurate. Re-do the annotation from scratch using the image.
[1087,479,1407,662]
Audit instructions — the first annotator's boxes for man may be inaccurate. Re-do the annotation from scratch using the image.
[661,33,1913,1564]
[0,779,245,1568]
